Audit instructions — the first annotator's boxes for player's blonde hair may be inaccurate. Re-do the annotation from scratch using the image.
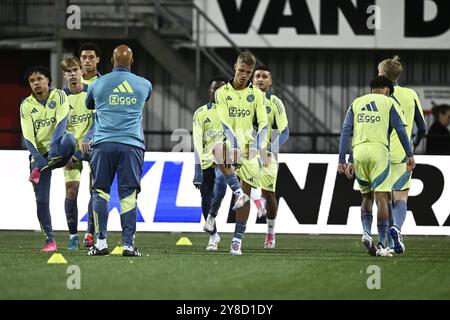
[236,51,256,67]
[378,55,403,82]
[61,56,82,72]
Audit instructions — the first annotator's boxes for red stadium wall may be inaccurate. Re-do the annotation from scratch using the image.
[0,49,49,149]
[0,84,29,148]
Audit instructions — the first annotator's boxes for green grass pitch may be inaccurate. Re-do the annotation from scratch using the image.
[1,231,449,299]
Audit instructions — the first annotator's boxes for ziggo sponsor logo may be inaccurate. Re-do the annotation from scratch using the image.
[357,113,381,123]
[34,117,56,129]
[70,113,92,125]
[109,95,137,105]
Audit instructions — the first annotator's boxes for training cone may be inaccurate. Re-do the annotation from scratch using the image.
[47,253,67,264]
[176,237,192,246]
[111,246,124,255]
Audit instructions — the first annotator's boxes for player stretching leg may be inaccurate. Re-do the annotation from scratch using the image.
[21,66,76,251]
[215,52,268,256]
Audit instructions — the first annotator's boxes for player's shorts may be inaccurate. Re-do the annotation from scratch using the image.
[90,142,144,195]
[63,160,83,183]
[353,142,391,193]
[236,157,261,189]
[390,162,411,191]
[259,152,278,192]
